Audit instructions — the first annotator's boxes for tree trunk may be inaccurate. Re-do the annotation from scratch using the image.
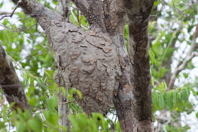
[0,44,30,111]
[121,0,155,131]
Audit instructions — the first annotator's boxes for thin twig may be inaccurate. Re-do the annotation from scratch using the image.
[161,20,184,64]
[59,100,76,104]
[0,12,11,15]
[0,0,22,21]
[168,24,198,89]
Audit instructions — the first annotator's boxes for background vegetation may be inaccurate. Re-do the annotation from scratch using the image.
[0,0,198,131]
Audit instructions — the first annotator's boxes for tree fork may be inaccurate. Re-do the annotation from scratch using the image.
[10,0,155,131]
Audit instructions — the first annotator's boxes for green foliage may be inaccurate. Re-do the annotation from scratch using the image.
[69,113,105,132]
[0,107,66,132]
[0,6,118,129]
[0,0,198,131]
[69,88,83,99]
[68,113,121,132]
[0,105,117,132]
[149,1,198,130]
[69,2,89,29]
[124,24,129,51]
[152,85,191,113]
[165,124,190,132]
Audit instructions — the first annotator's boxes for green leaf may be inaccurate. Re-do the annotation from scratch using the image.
[23,109,32,119]
[70,88,82,99]
[151,77,154,86]
[152,39,163,55]
[76,90,82,99]
[60,87,67,97]
[2,19,9,26]
[181,89,189,102]
[16,121,27,132]
[27,118,43,132]
[186,61,195,69]
[43,111,59,125]
[155,82,167,93]
[152,91,158,112]
[68,115,79,131]
[182,73,188,78]
[158,93,165,109]
[0,121,6,129]
[28,96,37,106]
[190,88,197,96]
[196,112,198,118]
[47,97,58,111]
[172,90,177,103]
[175,92,183,111]
[115,121,121,132]
[0,2,3,8]
[165,92,173,110]
[149,51,157,65]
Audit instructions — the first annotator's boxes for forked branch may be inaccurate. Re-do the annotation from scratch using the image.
[0,0,20,20]
[168,24,198,89]
[56,0,70,18]
[11,0,61,30]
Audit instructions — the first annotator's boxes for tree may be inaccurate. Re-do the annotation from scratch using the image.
[0,0,198,132]
[0,0,154,131]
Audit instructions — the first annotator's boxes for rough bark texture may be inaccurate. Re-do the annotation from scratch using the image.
[0,44,30,111]
[122,0,155,131]
[10,0,155,131]
[72,0,126,34]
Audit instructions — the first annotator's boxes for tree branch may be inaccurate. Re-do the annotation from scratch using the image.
[56,0,70,18]
[72,0,126,34]
[11,0,61,30]
[0,1,20,21]
[71,0,89,11]
[122,0,155,131]
[168,24,198,90]
[0,44,30,111]
[72,0,106,30]
[122,0,155,24]
[71,0,93,25]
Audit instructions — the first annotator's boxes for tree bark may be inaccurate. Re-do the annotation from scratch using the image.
[121,0,155,131]
[0,44,30,111]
